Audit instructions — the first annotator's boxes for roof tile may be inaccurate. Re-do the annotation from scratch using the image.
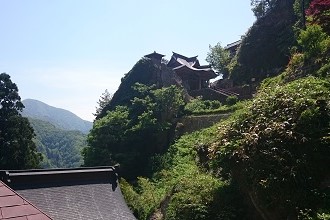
[0,185,15,197]
[0,181,52,220]
[0,195,24,207]
[1,204,39,219]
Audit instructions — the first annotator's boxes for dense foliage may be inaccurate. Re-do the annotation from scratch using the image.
[122,75,330,219]
[121,126,249,220]
[284,24,330,81]
[83,84,184,179]
[0,73,42,169]
[208,76,330,219]
[29,118,87,168]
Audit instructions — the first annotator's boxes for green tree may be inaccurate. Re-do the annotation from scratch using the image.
[83,105,131,167]
[206,43,231,78]
[83,84,184,179]
[0,73,42,169]
[93,89,113,118]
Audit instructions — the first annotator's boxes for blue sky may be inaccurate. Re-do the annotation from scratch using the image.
[0,1,255,121]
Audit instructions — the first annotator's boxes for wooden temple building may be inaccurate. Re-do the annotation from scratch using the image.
[144,51,242,101]
[167,52,217,91]
[144,51,217,91]
[224,40,242,57]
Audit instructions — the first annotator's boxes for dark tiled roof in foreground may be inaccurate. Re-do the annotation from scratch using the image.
[0,167,136,220]
[0,181,52,220]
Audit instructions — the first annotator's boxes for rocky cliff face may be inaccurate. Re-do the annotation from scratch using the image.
[231,0,296,85]
[98,57,189,119]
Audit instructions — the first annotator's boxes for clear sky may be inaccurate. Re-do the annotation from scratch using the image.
[0,0,255,121]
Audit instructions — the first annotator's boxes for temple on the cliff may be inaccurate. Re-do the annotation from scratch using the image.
[167,52,217,91]
[144,51,239,102]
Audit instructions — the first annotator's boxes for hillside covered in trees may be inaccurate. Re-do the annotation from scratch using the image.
[21,99,90,168]
[29,118,87,168]
[83,0,330,219]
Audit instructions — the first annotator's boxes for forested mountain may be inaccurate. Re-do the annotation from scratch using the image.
[29,117,87,168]
[22,99,92,134]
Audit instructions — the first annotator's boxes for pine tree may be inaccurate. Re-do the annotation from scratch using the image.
[94,89,113,118]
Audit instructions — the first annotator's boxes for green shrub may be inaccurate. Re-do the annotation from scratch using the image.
[225,95,238,106]
[122,126,248,220]
[165,173,225,220]
[298,24,330,60]
[316,62,330,77]
[121,177,165,219]
[209,76,330,219]
[184,98,222,114]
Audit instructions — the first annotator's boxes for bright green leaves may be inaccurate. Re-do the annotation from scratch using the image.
[153,85,185,123]
[298,24,330,59]
[83,105,131,166]
[206,43,231,78]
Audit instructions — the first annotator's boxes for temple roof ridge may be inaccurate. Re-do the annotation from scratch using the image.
[172,51,198,62]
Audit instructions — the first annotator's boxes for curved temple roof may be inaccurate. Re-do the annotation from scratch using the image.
[167,52,217,79]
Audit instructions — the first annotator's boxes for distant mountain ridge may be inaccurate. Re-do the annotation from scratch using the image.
[22,99,93,134]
